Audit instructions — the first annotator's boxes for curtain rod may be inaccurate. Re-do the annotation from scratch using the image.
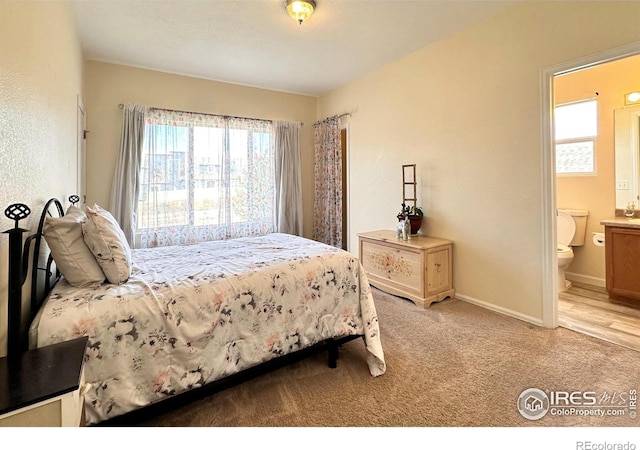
[117,103,303,125]
[313,113,352,126]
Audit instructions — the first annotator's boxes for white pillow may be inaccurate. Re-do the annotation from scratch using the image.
[82,204,132,285]
[43,205,106,287]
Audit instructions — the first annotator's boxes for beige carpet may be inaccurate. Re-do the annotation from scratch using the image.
[134,288,640,427]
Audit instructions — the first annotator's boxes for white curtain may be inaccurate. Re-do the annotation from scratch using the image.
[274,121,303,236]
[110,103,147,245]
[137,109,275,248]
[313,116,342,248]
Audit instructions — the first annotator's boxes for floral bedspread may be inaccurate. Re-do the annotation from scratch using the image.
[30,233,385,425]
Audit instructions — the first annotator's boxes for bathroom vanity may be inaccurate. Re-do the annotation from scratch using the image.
[601,217,640,304]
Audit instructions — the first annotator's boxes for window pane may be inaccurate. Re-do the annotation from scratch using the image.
[136,113,275,247]
[556,141,594,174]
[229,128,249,224]
[194,126,225,226]
[138,124,189,228]
[555,100,597,140]
[247,131,275,222]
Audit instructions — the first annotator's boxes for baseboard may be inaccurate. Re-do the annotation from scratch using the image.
[565,272,605,288]
[456,293,545,327]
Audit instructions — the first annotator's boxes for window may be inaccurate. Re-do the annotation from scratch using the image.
[554,99,597,175]
[137,110,274,248]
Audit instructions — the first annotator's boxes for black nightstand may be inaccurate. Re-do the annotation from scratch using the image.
[0,337,88,427]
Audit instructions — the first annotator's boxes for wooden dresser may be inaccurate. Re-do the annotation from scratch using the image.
[358,230,454,308]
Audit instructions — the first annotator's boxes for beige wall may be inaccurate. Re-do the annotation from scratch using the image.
[83,61,317,239]
[318,1,640,322]
[0,2,83,356]
[2,2,640,355]
[555,55,640,286]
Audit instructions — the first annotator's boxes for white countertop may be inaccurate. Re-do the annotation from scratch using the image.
[600,217,640,229]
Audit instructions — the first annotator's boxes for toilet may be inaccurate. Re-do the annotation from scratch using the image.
[557,209,589,292]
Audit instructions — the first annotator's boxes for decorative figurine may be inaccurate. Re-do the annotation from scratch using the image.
[402,215,410,241]
[396,220,404,238]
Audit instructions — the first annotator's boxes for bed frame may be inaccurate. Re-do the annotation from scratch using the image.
[4,196,67,359]
[4,196,360,424]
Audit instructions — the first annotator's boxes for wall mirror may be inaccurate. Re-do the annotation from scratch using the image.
[614,104,640,209]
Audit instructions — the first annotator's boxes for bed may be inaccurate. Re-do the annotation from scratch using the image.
[5,197,386,425]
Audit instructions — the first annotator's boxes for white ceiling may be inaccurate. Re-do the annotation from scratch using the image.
[70,0,516,97]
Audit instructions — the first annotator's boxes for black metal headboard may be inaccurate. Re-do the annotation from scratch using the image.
[3,195,78,358]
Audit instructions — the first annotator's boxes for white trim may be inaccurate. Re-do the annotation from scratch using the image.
[456,293,544,327]
[565,272,606,288]
[631,108,640,206]
[540,40,640,329]
[555,97,599,108]
[540,64,558,329]
[77,95,86,205]
[614,105,640,208]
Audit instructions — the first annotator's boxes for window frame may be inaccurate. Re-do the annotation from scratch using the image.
[554,98,598,177]
[135,111,275,247]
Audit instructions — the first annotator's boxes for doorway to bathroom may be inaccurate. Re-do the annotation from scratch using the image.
[548,46,640,352]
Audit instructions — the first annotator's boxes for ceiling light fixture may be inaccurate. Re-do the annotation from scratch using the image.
[625,91,640,106]
[286,0,316,25]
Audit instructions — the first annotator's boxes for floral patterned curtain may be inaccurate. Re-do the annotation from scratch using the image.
[136,108,275,248]
[313,115,342,248]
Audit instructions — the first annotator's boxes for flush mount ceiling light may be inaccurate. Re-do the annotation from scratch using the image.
[625,91,640,106]
[286,0,316,25]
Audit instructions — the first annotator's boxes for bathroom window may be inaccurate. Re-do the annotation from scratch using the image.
[554,99,597,175]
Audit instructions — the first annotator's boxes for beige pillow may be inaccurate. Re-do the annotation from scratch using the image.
[43,205,106,287]
[82,204,132,285]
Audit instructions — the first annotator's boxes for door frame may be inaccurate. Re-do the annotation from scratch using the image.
[340,127,348,251]
[77,95,86,204]
[540,41,640,328]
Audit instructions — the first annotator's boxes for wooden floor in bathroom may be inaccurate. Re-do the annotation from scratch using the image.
[559,281,640,352]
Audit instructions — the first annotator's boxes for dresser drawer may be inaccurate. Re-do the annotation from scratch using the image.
[361,239,424,296]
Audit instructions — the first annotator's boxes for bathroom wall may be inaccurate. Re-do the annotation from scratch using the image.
[555,54,640,286]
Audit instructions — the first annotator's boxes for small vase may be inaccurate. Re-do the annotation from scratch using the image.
[625,202,636,218]
[408,216,422,234]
